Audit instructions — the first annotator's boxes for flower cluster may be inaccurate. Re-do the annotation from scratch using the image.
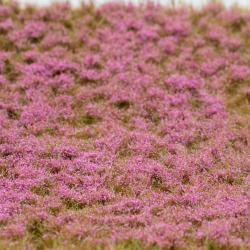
[0,2,249,249]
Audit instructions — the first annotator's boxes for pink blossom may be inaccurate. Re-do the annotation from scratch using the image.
[0,2,249,249]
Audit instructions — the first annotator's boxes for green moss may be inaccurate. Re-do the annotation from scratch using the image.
[186,134,208,153]
[114,240,143,250]
[77,115,100,126]
[186,140,199,152]
[145,109,161,125]
[92,94,106,103]
[0,36,14,51]
[64,199,85,210]
[63,20,74,30]
[4,59,18,82]
[35,128,57,137]
[151,174,163,190]
[49,207,60,216]
[113,184,129,195]
[118,145,131,159]
[31,181,51,196]
[113,240,164,250]
[190,98,203,109]
[204,239,228,250]
[6,107,20,120]
[151,174,171,192]
[27,220,46,240]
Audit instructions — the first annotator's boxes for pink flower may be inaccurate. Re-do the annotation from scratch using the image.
[165,75,200,91]
[230,65,250,81]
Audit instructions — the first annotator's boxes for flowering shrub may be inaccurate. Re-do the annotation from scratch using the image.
[0,2,249,249]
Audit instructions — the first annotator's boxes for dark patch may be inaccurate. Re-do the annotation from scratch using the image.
[27,220,45,240]
[78,115,100,125]
[49,207,60,216]
[190,98,202,109]
[64,199,85,210]
[0,165,8,177]
[182,174,190,184]
[115,100,130,110]
[151,174,163,189]
[35,128,57,137]
[4,60,18,82]
[118,142,131,158]
[0,36,14,51]
[7,108,20,120]
[32,181,51,196]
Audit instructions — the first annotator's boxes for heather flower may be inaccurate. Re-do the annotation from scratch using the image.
[230,64,250,81]
[0,6,11,19]
[0,75,8,86]
[104,199,143,217]
[158,36,178,54]
[61,146,78,160]
[196,219,244,247]
[164,17,191,37]
[206,26,227,44]
[0,2,249,249]
[9,21,47,48]
[41,32,70,49]
[139,26,159,42]
[201,58,226,76]
[23,50,40,63]
[20,101,56,126]
[23,21,47,41]
[49,73,75,91]
[140,223,186,248]
[2,224,25,238]
[222,36,241,51]
[165,75,200,91]
[80,69,106,82]
[242,87,250,100]
[83,54,102,69]
[0,18,14,32]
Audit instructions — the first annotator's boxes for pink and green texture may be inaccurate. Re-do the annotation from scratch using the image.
[0,1,250,249]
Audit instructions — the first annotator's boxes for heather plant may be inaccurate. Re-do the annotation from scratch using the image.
[0,1,249,250]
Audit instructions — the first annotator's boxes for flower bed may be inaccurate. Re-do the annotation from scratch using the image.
[0,2,249,249]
